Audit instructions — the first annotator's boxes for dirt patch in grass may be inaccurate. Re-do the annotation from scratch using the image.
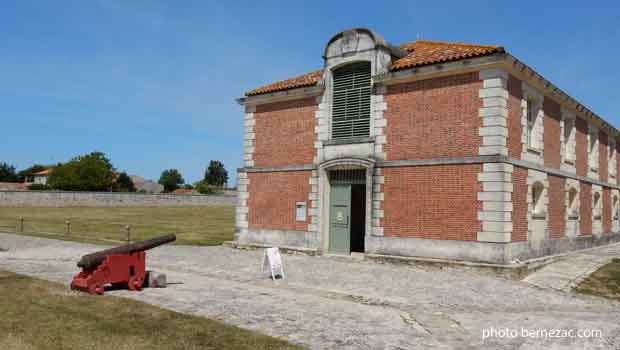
[575,258,620,300]
[0,206,234,246]
[0,270,299,350]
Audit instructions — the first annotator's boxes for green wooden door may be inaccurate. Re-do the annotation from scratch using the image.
[329,184,351,254]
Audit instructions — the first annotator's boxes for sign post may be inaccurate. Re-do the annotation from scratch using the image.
[262,247,285,280]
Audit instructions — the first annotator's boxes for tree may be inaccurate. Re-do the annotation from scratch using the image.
[17,164,49,182]
[159,169,184,192]
[0,163,19,182]
[114,172,135,192]
[47,151,116,191]
[204,160,228,187]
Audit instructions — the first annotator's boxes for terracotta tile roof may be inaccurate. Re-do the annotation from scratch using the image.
[33,168,52,176]
[245,40,503,96]
[246,70,323,96]
[392,40,504,71]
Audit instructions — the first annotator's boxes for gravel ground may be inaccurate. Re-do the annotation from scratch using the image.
[1,233,619,349]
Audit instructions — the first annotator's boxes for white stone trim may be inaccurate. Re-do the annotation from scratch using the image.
[236,105,256,239]
[313,93,329,163]
[476,70,512,241]
[372,85,388,160]
[477,162,513,243]
[478,69,508,157]
[235,171,250,238]
[371,167,385,236]
[307,170,319,232]
[242,106,256,168]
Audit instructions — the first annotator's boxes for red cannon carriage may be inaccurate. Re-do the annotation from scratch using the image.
[70,234,175,295]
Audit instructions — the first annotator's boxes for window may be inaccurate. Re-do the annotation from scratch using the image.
[609,141,616,176]
[589,130,598,171]
[526,98,535,148]
[568,187,578,217]
[563,118,575,163]
[613,196,619,220]
[532,182,545,217]
[593,192,601,220]
[331,62,371,139]
[295,202,307,221]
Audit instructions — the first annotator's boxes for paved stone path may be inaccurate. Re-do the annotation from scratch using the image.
[1,233,619,349]
[523,244,620,292]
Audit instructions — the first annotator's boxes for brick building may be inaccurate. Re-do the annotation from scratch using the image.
[234,28,620,263]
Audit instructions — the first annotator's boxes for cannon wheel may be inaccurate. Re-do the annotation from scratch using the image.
[128,276,144,291]
[89,283,104,295]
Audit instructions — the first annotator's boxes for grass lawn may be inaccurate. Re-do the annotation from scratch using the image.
[0,206,234,246]
[0,270,298,350]
[575,258,620,301]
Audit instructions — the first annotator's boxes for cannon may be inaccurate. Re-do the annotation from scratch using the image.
[70,234,176,295]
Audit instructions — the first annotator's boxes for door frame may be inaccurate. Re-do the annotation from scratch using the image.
[318,157,375,254]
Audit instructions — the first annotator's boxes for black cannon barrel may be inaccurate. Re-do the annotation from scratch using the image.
[77,234,176,269]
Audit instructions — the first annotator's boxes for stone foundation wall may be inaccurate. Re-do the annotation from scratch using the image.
[0,190,236,207]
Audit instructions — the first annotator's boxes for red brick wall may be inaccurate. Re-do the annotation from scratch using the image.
[575,118,588,177]
[248,171,310,231]
[381,165,481,241]
[548,175,566,239]
[507,75,523,159]
[603,187,611,233]
[580,182,592,235]
[599,130,608,182]
[384,73,482,160]
[253,98,316,168]
[543,98,562,169]
[512,167,528,242]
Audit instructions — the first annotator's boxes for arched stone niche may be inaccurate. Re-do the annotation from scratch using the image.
[323,28,406,77]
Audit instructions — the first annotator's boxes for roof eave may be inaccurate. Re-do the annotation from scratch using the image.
[503,53,618,137]
[237,84,324,106]
[374,53,506,85]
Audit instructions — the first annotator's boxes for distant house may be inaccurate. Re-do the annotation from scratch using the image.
[24,168,52,185]
[129,175,164,194]
[172,188,194,195]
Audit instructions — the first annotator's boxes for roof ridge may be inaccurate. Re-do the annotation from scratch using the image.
[245,39,505,96]
[400,39,501,50]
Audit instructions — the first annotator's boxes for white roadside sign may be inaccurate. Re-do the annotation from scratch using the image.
[262,247,285,280]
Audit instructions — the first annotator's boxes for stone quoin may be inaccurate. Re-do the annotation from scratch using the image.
[234,28,620,264]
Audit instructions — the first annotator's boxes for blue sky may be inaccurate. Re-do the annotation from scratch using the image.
[1,1,619,185]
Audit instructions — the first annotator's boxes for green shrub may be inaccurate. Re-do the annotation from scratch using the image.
[28,183,51,191]
[194,181,214,194]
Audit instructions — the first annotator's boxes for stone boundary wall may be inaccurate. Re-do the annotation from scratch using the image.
[0,190,236,207]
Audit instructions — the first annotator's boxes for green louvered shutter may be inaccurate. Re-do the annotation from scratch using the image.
[331,62,371,139]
